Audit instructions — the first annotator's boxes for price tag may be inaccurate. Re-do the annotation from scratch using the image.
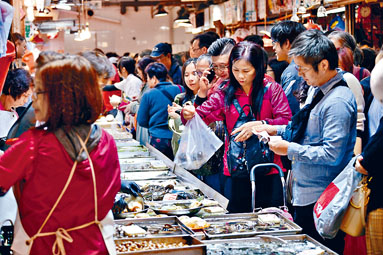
[163,194,178,201]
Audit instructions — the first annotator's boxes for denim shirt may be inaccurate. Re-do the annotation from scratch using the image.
[277,73,357,206]
[280,60,304,116]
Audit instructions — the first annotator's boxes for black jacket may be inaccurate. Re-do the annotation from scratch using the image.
[361,116,383,212]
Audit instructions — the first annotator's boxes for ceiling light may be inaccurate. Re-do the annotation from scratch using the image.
[174,7,189,24]
[317,5,327,17]
[154,5,168,17]
[297,0,306,14]
[178,20,192,27]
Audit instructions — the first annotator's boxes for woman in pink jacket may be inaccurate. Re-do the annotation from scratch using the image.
[183,41,291,212]
[0,55,120,254]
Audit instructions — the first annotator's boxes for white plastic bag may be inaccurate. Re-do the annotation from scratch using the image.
[313,156,362,239]
[174,114,223,170]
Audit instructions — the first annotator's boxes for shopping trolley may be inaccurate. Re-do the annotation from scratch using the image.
[250,163,293,220]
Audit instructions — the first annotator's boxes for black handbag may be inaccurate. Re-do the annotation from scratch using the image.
[225,99,274,178]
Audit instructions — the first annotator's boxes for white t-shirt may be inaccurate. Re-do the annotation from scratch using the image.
[114,74,142,101]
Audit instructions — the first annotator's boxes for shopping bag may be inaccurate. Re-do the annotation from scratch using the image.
[313,156,362,239]
[174,114,223,170]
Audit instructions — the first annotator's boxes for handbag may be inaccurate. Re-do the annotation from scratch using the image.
[225,99,274,178]
[340,176,371,237]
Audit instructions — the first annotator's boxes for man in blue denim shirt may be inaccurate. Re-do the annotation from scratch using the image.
[271,21,306,115]
[256,30,357,253]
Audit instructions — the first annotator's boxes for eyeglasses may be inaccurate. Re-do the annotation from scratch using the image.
[295,65,312,73]
[190,47,201,53]
[32,90,47,98]
[212,64,229,71]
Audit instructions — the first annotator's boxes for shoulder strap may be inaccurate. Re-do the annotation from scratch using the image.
[156,88,174,102]
[359,67,365,81]
[177,84,183,93]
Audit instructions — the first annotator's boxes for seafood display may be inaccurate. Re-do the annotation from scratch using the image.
[204,235,338,255]
[114,217,194,238]
[202,213,302,239]
[115,236,205,254]
[178,216,210,230]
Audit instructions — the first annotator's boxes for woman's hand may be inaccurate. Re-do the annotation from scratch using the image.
[168,102,182,119]
[253,124,278,136]
[232,121,262,142]
[182,104,196,121]
[197,70,214,98]
[355,156,368,175]
[268,140,290,156]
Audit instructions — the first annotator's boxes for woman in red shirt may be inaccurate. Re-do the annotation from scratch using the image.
[0,55,121,254]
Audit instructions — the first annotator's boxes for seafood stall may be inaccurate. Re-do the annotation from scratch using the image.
[101,125,338,254]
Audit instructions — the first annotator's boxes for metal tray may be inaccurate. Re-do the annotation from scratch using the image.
[115,235,206,254]
[202,212,302,239]
[114,216,195,238]
[203,234,338,254]
[121,171,177,181]
[119,157,157,164]
[146,201,203,216]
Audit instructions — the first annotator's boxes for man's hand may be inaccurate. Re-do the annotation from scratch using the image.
[232,121,262,142]
[269,140,290,156]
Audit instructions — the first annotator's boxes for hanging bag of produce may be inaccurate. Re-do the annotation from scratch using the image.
[313,156,362,239]
[174,113,223,170]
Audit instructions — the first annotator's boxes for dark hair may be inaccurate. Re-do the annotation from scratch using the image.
[361,48,377,72]
[207,38,236,57]
[36,51,66,69]
[117,57,136,75]
[3,69,32,100]
[353,47,364,66]
[244,34,264,48]
[289,29,338,72]
[191,33,216,49]
[37,55,102,131]
[137,57,156,82]
[123,52,130,57]
[181,58,198,104]
[205,31,220,42]
[11,32,25,42]
[270,21,306,46]
[268,59,289,83]
[226,41,265,117]
[338,47,354,73]
[145,62,168,82]
[105,52,119,58]
[80,51,116,79]
[328,31,357,52]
